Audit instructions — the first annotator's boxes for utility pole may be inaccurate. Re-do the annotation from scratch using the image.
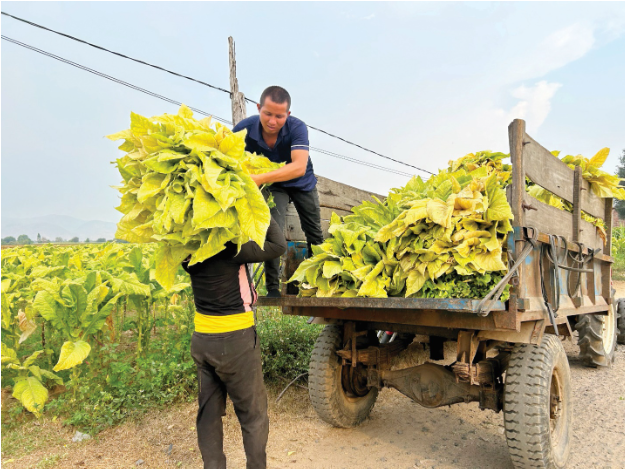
[228,36,246,126]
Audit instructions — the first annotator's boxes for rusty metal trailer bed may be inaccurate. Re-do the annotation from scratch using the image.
[257,119,620,469]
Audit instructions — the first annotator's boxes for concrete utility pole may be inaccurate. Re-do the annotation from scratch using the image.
[228,36,247,126]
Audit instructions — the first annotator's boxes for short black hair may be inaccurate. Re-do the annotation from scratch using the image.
[260,86,291,110]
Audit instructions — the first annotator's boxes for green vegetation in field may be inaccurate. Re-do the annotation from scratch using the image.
[257,307,322,382]
[612,226,625,281]
[1,243,321,434]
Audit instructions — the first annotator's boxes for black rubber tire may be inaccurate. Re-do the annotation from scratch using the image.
[308,324,378,428]
[617,298,625,345]
[574,305,617,367]
[503,335,572,469]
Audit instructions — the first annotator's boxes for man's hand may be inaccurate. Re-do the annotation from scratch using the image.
[250,174,264,187]
[250,150,308,187]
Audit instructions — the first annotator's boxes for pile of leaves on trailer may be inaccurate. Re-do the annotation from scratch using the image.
[527,148,625,243]
[108,105,282,289]
[289,147,624,300]
[290,151,514,299]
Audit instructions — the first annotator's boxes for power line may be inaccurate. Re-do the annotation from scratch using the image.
[1,35,231,124]
[2,35,415,178]
[310,147,414,178]
[1,11,435,176]
[1,11,233,97]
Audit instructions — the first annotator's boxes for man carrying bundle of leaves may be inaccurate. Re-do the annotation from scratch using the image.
[233,86,323,297]
[183,217,286,469]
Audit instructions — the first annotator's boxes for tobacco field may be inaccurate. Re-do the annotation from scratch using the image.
[1,242,319,432]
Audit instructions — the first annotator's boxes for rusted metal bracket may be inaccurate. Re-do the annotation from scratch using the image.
[336,341,406,368]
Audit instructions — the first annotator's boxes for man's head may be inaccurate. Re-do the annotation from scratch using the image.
[257,86,291,136]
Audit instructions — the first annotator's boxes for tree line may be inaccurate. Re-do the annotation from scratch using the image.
[2,234,110,245]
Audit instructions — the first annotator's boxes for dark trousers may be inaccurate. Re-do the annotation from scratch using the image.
[264,186,324,291]
[191,327,269,469]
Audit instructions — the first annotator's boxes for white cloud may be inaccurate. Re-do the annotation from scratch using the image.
[599,16,625,42]
[506,23,595,82]
[508,81,563,134]
[449,80,563,154]
[362,14,375,20]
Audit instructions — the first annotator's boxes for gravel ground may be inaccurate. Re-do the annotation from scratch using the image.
[2,285,625,469]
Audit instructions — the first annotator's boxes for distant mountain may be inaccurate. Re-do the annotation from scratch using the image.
[2,215,117,241]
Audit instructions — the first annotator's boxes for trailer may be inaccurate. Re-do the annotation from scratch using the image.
[258,119,621,469]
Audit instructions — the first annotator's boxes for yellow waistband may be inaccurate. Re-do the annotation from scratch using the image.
[194,311,255,334]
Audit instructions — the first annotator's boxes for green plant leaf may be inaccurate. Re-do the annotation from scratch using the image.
[1,342,18,365]
[53,340,91,372]
[12,376,48,417]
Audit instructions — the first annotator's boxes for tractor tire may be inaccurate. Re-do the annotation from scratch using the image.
[504,335,572,469]
[574,303,617,367]
[308,324,378,428]
[617,298,625,345]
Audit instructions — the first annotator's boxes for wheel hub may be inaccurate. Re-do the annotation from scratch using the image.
[341,363,370,398]
[601,304,616,354]
[549,369,564,440]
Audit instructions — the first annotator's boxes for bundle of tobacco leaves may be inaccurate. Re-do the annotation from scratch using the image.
[289,151,514,299]
[108,105,283,289]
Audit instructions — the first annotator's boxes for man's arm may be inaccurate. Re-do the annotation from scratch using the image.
[231,217,287,264]
[251,118,310,186]
[250,149,308,186]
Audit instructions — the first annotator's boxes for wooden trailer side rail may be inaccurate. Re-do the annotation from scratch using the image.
[283,176,384,241]
[507,119,614,317]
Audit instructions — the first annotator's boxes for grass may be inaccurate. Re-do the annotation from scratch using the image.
[35,454,66,469]
[612,226,625,281]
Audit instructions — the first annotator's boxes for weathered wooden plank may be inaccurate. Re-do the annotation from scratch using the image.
[286,205,351,220]
[316,176,384,211]
[509,120,526,228]
[523,133,575,204]
[282,176,383,241]
[509,119,527,304]
[602,198,613,299]
[572,166,582,241]
[579,181,606,219]
[285,215,331,241]
[522,192,602,249]
[522,133,605,218]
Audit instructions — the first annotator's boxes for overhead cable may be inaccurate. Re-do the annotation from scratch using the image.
[1,35,231,124]
[2,11,435,176]
[2,35,416,178]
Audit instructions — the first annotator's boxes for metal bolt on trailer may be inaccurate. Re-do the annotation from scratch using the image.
[258,119,622,469]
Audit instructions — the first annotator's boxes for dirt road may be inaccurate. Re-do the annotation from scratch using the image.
[3,284,625,469]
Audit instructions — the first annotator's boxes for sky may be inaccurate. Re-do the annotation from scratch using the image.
[2,1,625,223]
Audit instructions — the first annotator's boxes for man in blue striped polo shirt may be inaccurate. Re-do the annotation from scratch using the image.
[233,86,323,297]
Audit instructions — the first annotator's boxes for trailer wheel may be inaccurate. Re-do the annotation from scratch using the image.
[617,298,625,345]
[503,335,572,469]
[308,324,378,428]
[574,303,617,367]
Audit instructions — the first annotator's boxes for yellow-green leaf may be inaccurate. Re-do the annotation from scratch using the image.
[234,176,270,248]
[178,104,194,119]
[1,342,18,365]
[12,377,48,417]
[183,133,219,152]
[589,147,610,169]
[189,228,232,265]
[53,340,92,372]
[218,130,246,158]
